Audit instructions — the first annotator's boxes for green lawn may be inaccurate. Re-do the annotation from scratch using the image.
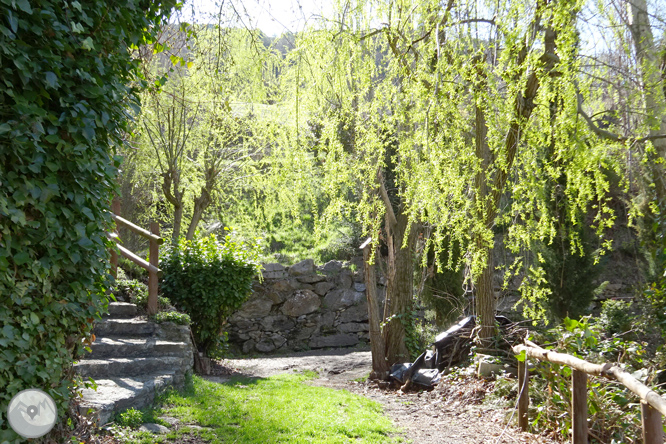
[120,372,402,444]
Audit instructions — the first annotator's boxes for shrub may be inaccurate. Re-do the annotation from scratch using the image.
[161,231,261,356]
[115,408,144,429]
[599,299,635,336]
[151,311,191,326]
[0,1,174,441]
[524,317,648,442]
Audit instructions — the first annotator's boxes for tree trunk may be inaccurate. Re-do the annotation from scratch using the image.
[628,0,666,204]
[172,202,183,243]
[362,238,390,378]
[473,83,496,345]
[186,187,212,241]
[383,212,417,365]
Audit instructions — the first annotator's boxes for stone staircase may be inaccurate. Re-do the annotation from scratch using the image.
[76,302,194,424]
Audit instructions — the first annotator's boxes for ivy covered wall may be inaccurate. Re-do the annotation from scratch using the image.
[0,1,174,440]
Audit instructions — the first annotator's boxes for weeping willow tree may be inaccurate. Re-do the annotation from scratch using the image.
[269,0,622,361]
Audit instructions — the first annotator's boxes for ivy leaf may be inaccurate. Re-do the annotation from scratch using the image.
[45,71,58,89]
[16,0,32,14]
[81,37,94,51]
[29,313,39,325]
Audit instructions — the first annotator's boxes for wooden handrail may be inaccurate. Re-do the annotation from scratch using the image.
[107,233,163,278]
[108,201,162,315]
[111,213,164,245]
[514,342,666,443]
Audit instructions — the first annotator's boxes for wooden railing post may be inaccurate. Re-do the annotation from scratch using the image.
[518,359,529,431]
[572,369,588,444]
[110,199,121,279]
[642,401,664,444]
[147,222,160,316]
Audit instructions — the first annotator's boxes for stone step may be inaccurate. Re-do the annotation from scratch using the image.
[79,371,182,425]
[105,302,138,319]
[75,356,186,379]
[94,318,156,337]
[87,337,189,359]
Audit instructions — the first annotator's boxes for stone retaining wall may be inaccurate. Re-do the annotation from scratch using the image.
[227,258,384,354]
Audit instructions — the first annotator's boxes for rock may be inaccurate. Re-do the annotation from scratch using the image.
[242,340,256,354]
[309,334,359,348]
[234,295,274,319]
[265,292,286,305]
[234,320,254,331]
[289,259,315,276]
[339,304,369,323]
[337,271,353,289]
[337,322,368,333]
[262,263,288,280]
[248,331,262,340]
[159,417,180,426]
[353,283,366,292]
[270,334,287,349]
[324,289,364,310]
[140,423,169,434]
[261,315,295,332]
[281,290,321,316]
[293,326,316,340]
[321,260,343,273]
[272,279,301,292]
[317,311,336,329]
[314,281,335,296]
[296,274,327,284]
[256,339,276,353]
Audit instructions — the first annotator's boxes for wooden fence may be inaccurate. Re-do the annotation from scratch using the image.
[513,341,666,443]
[109,200,163,315]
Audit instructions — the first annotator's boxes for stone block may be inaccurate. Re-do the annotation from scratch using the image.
[309,334,359,349]
[242,340,256,354]
[320,260,343,273]
[256,339,276,353]
[234,295,274,319]
[296,274,327,284]
[272,279,301,292]
[353,283,366,292]
[337,322,368,333]
[289,259,315,276]
[262,263,288,280]
[337,271,353,289]
[314,281,335,296]
[339,304,369,323]
[281,290,321,317]
[323,289,364,310]
[260,315,295,332]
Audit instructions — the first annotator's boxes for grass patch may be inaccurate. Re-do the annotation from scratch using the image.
[120,373,401,444]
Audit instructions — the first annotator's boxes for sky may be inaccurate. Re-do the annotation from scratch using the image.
[182,0,333,36]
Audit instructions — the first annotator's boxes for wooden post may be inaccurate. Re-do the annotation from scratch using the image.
[361,237,389,379]
[572,369,588,444]
[110,198,121,279]
[518,359,529,431]
[642,401,664,444]
[147,222,159,316]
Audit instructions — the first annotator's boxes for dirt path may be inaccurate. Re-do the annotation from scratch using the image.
[212,349,558,444]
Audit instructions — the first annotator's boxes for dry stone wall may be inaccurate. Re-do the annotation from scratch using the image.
[227,258,385,354]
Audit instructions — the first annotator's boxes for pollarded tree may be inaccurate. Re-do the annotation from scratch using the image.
[130,25,272,243]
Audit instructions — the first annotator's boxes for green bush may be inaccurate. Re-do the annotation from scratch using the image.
[599,299,635,336]
[115,408,144,429]
[0,1,174,441]
[151,311,191,326]
[523,317,647,442]
[161,231,261,356]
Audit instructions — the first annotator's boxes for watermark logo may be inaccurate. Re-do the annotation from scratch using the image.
[7,389,57,439]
